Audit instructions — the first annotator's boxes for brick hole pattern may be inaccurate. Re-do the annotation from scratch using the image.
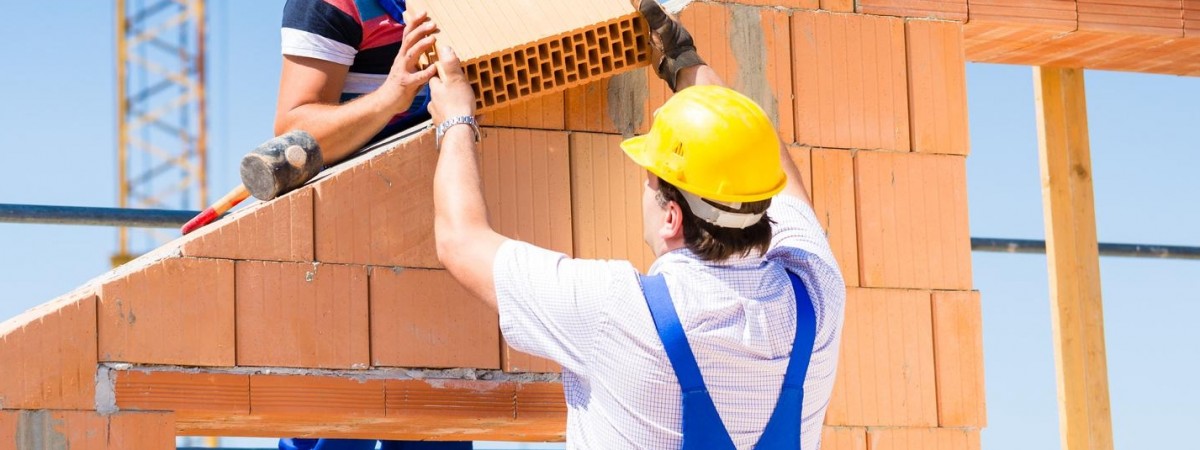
[463,15,650,113]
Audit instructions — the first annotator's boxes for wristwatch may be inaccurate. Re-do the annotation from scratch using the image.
[435,115,481,150]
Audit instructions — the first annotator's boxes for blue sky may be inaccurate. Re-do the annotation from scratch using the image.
[1,1,1196,449]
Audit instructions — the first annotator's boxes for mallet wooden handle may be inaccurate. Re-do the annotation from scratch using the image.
[180,184,250,235]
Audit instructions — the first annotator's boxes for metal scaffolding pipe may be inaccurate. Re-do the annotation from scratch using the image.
[972,237,1200,260]
[0,203,200,229]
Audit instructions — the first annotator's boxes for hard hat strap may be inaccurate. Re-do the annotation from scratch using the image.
[679,191,764,229]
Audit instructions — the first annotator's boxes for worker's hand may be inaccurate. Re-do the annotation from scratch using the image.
[381,10,440,115]
[428,43,477,125]
[640,0,705,91]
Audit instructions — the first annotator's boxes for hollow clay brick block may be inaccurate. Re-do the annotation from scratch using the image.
[98,257,235,366]
[251,374,385,416]
[0,292,97,410]
[386,379,518,418]
[516,382,569,419]
[821,426,868,450]
[565,69,652,137]
[793,11,911,152]
[967,0,1077,29]
[906,20,970,156]
[810,148,859,287]
[479,128,574,256]
[408,0,650,113]
[0,411,174,450]
[370,267,501,369]
[680,2,797,143]
[570,132,656,273]
[788,146,816,197]
[503,337,562,373]
[822,0,855,12]
[855,151,972,290]
[1187,1,1200,36]
[868,427,981,450]
[478,127,571,372]
[314,130,440,268]
[932,290,987,427]
[858,0,969,21]
[181,187,314,262]
[720,0,819,8]
[236,261,369,369]
[825,288,937,426]
[1078,0,1184,36]
[114,370,250,414]
[480,90,567,130]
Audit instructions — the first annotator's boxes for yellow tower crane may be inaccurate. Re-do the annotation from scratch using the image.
[114,0,208,266]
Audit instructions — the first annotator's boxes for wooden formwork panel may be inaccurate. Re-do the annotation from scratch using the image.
[826,288,937,427]
[793,11,911,152]
[906,20,969,156]
[98,257,236,366]
[0,292,97,410]
[858,0,969,21]
[235,261,369,369]
[855,151,972,290]
[370,267,501,369]
[409,0,650,113]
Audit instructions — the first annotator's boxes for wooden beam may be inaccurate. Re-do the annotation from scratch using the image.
[1033,66,1114,450]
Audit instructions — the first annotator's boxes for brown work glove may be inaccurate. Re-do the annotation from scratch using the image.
[640,0,705,92]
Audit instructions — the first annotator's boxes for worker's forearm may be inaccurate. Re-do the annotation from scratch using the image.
[674,65,726,90]
[275,88,403,164]
[433,126,491,250]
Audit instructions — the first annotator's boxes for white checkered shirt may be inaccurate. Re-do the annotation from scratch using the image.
[495,194,846,450]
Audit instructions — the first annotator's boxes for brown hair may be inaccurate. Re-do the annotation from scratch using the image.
[655,179,774,262]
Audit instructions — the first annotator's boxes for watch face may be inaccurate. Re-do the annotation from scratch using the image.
[657,0,692,14]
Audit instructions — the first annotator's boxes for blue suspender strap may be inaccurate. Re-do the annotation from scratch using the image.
[639,274,736,450]
[755,271,818,449]
[639,272,817,450]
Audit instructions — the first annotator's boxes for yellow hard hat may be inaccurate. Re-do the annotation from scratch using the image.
[620,85,786,204]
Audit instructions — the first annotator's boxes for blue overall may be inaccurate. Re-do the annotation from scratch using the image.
[639,271,816,449]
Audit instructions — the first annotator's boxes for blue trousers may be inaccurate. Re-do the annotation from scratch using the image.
[279,439,472,450]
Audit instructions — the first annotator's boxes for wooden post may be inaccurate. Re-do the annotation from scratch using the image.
[1033,66,1114,450]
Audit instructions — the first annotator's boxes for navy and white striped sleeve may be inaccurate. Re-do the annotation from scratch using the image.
[281,0,363,66]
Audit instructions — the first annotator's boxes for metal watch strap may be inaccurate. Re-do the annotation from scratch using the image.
[435,115,481,150]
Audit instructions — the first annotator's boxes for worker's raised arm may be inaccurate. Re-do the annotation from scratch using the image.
[274,11,439,164]
[641,0,810,203]
[428,44,507,309]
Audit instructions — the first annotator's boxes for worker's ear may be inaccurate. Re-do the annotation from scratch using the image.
[659,199,685,241]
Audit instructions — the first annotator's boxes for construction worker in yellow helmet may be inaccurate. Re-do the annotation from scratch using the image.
[427,1,846,448]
